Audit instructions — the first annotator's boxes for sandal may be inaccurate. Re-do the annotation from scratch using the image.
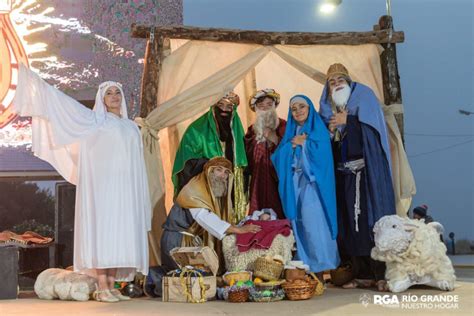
[110,289,131,301]
[93,290,119,303]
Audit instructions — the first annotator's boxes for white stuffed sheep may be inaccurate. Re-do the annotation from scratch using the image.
[34,268,97,301]
[371,215,456,293]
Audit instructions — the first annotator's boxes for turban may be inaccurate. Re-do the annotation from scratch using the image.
[248,88,280,111]
[216,91,240,107]
[326,63,350,81]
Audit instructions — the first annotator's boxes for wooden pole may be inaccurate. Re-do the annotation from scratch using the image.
[140,35,171,266]
[131,24,404,45]
[139,34,166,117]
[377,15,405,141]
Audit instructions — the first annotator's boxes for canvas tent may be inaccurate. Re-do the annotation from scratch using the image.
[132,16,416,265]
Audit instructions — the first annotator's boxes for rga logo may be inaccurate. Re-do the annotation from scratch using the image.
[373,294,400,307]
[359,293,371,307]
[363,294,459,310]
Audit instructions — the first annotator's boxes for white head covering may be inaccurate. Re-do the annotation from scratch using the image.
[289,96,309,107]
[93,81,128,123]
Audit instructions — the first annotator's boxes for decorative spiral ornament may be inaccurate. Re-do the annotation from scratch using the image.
[0,1,29,128]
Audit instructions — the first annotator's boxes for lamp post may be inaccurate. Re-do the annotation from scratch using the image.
[449,232,456,255]
[386,0,392,16]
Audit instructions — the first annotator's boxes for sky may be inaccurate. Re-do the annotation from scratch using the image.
[184,0,474,240]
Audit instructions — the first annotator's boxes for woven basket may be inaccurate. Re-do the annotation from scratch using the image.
[253,257,284,281]
[252,296,283,303]
[228,289,249,303]
[223,271,252,285]
[282,273,323,300]
[254,280,285,291]
[251,292,285,302]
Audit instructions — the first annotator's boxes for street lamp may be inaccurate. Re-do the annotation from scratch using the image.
[386,0,392,16]
[319,0,393,16]
[319,0,342,14]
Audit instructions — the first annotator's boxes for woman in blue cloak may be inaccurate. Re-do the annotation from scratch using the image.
[272,95,340,281]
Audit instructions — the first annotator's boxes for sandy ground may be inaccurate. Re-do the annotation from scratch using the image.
[1,281,472,316]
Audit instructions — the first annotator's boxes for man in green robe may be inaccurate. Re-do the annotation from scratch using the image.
[172,92,248,223]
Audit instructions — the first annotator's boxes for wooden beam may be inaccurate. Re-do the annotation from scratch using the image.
[131,24,404,45]
[139,35,169,117]
[377,15,405,142]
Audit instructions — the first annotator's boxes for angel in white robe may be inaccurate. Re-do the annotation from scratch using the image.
[13,65,152,303]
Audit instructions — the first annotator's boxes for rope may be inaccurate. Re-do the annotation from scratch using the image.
[354,170,361,232]
[178,267,207,303]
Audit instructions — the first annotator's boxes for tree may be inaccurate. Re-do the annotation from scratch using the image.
[0,181,55,236]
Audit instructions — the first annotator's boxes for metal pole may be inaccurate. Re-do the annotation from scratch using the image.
[386,0,392,16]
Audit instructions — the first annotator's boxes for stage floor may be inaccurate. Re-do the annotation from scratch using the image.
[1,282,472,316]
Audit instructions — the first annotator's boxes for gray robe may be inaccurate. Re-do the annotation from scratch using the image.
[160,203,195,271]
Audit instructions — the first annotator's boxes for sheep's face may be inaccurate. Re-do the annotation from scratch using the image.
[373,215,415,255]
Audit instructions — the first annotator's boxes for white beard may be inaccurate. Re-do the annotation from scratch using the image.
[331,84,351,110]
[209,172,228,198]
[253,108,280,143]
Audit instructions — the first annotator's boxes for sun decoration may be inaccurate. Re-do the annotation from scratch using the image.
[0,0,29,128]
[0,0,179,146]
[1,0,56,129]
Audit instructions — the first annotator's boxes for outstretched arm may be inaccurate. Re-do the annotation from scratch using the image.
[226,224,261,235]
[13,64,98,146]
[189,208,261,240]
[12,64,102,184]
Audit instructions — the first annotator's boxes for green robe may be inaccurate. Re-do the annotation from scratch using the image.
[172,107,248,222]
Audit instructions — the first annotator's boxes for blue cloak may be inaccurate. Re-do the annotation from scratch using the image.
[271,95,338,239]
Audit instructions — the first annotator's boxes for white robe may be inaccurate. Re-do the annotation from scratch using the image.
[13,65,151,281]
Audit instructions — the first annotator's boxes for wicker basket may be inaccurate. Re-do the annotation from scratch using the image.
[251,290,285,303]
[254,280,285,291]
[228,289,249,303]
[282,273,323,300]
[253,257,284,281]
[252,295,284,303]
[223,271,252,285]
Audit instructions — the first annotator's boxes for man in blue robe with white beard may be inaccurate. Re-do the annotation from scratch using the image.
[319,63,396,291]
